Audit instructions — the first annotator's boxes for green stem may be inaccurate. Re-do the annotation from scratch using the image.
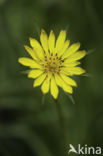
[54,98,68,147]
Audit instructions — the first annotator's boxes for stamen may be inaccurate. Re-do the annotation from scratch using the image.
[43,52,63,74]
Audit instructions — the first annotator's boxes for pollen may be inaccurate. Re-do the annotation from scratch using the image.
[43,53,63,74]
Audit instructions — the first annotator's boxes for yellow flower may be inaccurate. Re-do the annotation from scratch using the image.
[18,29,86,99]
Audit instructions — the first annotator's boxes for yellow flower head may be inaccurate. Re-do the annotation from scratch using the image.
[18,29,86,99]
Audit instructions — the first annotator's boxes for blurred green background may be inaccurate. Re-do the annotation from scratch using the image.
[0,0,103,155]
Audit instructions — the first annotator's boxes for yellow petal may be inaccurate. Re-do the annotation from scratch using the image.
[55,30,66,53]
[55,74,73,94]
[24,45,37,60]
[40,29,48,54]
[63,67,86,75]
[60,70,73,76]
[58,40,70,57]
[62,42,80,59]
[18,57,41,68]
[50,76,59,99]
[33,73,46,87]
[55,74,62,87]
[63,61,80,67]
[41,73,51,94]
[48,30,55,53]
[28,70,44,78]
[29,37,44,59]
[64,50,86,64]
[60,74,77,87]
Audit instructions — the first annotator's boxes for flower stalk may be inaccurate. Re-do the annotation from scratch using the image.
[54,98,68,147]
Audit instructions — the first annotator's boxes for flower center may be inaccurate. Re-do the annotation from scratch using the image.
[43,53,63,74]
